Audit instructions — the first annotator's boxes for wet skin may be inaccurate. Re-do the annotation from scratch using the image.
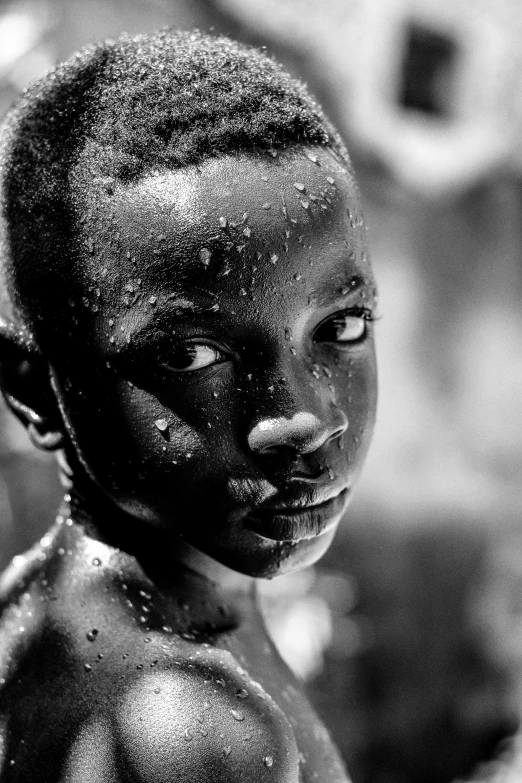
[0,146,377,781]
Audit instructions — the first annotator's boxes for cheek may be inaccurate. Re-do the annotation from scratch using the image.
[336,350,377,456]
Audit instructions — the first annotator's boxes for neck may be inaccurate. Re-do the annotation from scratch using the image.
[62,475,258,606]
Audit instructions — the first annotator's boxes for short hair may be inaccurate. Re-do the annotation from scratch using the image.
[0,29,349,349]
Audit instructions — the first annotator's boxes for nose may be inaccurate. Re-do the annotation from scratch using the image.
[247,410,348,455]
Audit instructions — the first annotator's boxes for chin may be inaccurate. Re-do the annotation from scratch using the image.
[213,524,340,580]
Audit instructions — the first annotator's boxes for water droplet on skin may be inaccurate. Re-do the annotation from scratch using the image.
[84,663,92,672]
[231,709,245,721]
[290,347,297,355]
[243,227,252,238]
[323,366,332,378]
[219,217,228,229]
[300,200,310,210]
[149,296,157,306]
[154,419,169,433]
[86,629,98,642]
[184,729,193,742]
[92,558,101,567]
[306,152,319,164]
[200,248,211,266]
[264,756,274,767]
[326,177,335,185]
[293,274,302,281]
[267,149,278,157]
[216,677,226,688]
[239,288,247,297]
[269,254,278,264]
[223,746,232,758]
[312,370,320,379]
[236,688,249,699]
[293,182,306,192]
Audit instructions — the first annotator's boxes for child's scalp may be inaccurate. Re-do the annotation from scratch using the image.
[0,29,349,345]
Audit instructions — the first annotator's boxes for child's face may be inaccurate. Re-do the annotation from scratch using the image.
[54,147,377,577]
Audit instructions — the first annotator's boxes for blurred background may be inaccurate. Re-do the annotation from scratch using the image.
[2,1,522,781]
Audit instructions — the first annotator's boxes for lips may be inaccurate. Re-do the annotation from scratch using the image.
[244,488,348,542]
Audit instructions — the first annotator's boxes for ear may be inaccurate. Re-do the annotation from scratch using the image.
[0,315,66,451]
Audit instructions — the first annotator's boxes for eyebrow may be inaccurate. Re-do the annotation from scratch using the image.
[127,293,220,342]
[313,273,373,309]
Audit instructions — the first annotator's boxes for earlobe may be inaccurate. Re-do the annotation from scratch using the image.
[0,315,66,451]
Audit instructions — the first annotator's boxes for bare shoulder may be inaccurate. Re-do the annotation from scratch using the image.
[60,646,300,783]
[110,645,300,782]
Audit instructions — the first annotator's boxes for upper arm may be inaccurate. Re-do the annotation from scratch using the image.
[60,718,120,783]
[113,663,300,783]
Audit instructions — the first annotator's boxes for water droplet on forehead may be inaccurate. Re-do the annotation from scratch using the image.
[300,200,310,210]
[231,709,245,721]
[305,151,319,164]
[326,177,335,185]
[154,419,169,433]
[236,688,249,699]
[293,182,306,192]
[86,629,98,642]
[200,248,211,267]
[219,217,228,229]
[264,756,274,767]
[223,746,232,758]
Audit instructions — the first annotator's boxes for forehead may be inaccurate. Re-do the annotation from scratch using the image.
[82,147,373,323]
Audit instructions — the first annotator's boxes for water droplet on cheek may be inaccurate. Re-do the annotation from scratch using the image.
[154,419,169,434]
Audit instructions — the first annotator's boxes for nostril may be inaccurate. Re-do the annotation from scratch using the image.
[248,411,347,455]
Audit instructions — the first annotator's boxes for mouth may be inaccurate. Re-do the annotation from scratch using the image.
[244,488,349,542]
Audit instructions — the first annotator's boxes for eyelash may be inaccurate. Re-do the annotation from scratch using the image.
[154,308,377,376]
[313,307,377,345]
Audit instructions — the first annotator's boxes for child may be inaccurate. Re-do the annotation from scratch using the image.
[0,30,377,782]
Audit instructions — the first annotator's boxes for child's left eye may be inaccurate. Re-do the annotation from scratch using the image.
[314,312,371,344]
[162,342,226,373]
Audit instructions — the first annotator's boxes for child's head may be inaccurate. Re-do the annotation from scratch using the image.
[0,30,377,577]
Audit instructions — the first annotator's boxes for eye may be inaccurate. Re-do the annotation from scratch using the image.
[314,311,371,344]
[161,342,227,373]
